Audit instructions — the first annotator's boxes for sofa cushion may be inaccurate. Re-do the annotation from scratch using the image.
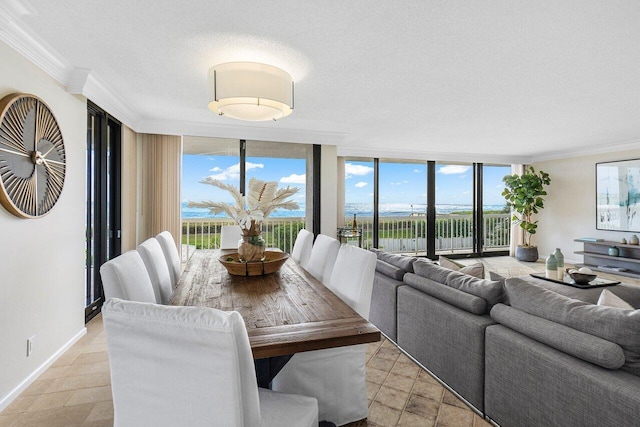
[598,289,634,310]
[505,279,640,376]
[413,259,453,284]
[404,273,487,314]
[446,271,505,308]
[375,260,405,281]
[413,260,504,310]
[370,248,417,273]
[439,255,484,279]
[491,303,626,369]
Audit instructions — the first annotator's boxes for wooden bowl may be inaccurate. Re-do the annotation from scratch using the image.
[219,251,289,276]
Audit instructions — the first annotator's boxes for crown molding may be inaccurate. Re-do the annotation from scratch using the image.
[0,0,68,83]
[135,117,347,145]
[0,0,141,128]
[530,138,640,163]
[337,145,532,165]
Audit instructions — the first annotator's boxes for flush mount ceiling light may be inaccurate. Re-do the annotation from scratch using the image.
[208,62,294,121]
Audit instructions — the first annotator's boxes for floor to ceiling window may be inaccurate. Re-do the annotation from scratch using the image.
[378,160,428,255]
[482,164,511,252]
[181,138,312,255]
[344,159,375,248]
[344,158,510,258]
[435,162,474,255]
[85,102,121,322]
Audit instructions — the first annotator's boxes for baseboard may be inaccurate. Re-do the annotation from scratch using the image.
[0,327,87,412]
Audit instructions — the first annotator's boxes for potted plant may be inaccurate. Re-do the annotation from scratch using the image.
[502,167,551,262]
[188,177,299,262]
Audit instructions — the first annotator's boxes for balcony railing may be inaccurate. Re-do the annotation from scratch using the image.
[180,213,510,260]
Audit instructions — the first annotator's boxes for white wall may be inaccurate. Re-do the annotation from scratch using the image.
[533,148,640,264]
[0,41,87,407]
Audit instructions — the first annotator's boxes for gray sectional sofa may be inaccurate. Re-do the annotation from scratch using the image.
[369,249,640,426]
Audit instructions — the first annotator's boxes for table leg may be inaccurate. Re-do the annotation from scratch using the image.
[254,355,293,389]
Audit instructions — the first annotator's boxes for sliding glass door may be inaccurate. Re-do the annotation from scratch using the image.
[85,102,121,322]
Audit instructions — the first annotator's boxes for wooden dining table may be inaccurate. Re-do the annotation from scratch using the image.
[170,249,381,360]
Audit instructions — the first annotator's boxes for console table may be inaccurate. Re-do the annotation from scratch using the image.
[574,238,640,279]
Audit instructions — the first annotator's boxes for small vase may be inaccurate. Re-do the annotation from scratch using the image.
[553,248,564,280]
[545,254,557,279]
[631,235,639,245]
[608,246,620,257]
[238,234,266,262]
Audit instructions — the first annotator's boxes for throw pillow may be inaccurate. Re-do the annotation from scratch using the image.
[598,289,634,310]
[439,255,484,279]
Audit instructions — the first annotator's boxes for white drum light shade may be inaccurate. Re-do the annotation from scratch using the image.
[208,62,294,121]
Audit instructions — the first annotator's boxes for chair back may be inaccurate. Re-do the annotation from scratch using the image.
[329,245,377,319]
[99,251,156,303]
[103,299,261,427]
[138,238,174,304]
[156,231,181,287]
[291,229,313,268]
[306,234,340,284]
[221,225,242,249]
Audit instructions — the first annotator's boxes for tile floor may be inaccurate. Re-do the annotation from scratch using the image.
[2,256,613,427]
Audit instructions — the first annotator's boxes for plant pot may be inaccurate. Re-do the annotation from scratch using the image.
[238,234,266,262]
[515,245,539,262]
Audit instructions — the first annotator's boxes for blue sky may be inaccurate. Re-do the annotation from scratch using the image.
[345,161,510,206]
[183,155,509,208]
[182,154,306,204]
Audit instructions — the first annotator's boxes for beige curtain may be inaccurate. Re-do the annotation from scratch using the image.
[139,134,182,255]
[509,164,526,256]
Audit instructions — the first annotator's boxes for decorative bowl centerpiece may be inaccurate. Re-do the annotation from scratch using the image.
[188,177,299,262]
[219,251,289,276]
[566,267,597,284]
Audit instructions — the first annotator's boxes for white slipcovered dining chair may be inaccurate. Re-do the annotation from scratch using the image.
[99,251,156,303]
[272,244,377,425]
[155,231,182,287]
[138,237,174,304]
[220,225,243,249]
[305,234,340,284]
[291,229,314,269]
[102,298,318,427]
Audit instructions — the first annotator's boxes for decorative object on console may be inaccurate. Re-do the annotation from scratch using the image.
[596,159,640,232]
[608,246,620,257]
[502,166,551,261]
[208,62,294,121]
[545,254,558,279]
[631,234,639,245]
[188,177,299,262]
[0,93,66,218]
[622,238,628,244]
[553,248,564,280]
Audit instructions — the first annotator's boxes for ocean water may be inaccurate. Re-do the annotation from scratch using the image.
[181,202,507,219]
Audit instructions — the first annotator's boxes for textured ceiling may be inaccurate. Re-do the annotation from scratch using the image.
[6,0,640,162]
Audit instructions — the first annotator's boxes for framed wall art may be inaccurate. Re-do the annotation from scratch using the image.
[596,159,640,232]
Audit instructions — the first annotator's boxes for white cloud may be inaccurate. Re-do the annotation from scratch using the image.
[355,182,368,188]
[207,161,264,181]
[438,165,470,175]
[280,173,306,184]
[345,163,374,179]
[403,180,409,183]
[496,184,504,188]
[413,169,421,173]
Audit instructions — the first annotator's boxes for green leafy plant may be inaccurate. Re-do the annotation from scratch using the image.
[501,167,551,247]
